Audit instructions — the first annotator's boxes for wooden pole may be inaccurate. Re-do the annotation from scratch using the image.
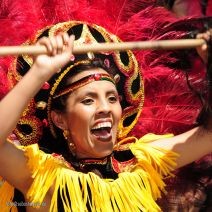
[0,39,206,56]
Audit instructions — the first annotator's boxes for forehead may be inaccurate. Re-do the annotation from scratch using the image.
[68,67,109,84]
[73,80,117,97]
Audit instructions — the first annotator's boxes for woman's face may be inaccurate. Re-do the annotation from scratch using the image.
[62,68,122,159]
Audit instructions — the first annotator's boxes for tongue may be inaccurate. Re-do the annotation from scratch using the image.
[92,129,109,137]
[91,128,112,141]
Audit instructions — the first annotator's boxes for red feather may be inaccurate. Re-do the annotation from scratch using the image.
[0,0,209,135]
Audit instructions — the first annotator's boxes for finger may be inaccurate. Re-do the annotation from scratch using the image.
[36,37,53,54]
[203,32,210,41]
[61,32,70,52]
[67,34,75,55]
[49,36,58,56]
[197,31,211,41]
[62,32,69,46]
[201,43,208,51]
[61,34,75,61]
[55,35,64,54]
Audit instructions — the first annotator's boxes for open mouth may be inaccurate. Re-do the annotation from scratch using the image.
[91,122,112,142]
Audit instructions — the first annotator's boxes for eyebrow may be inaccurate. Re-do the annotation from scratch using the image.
[75,88,119,98]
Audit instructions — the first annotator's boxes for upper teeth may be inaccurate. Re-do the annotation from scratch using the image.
[92,122,112,130]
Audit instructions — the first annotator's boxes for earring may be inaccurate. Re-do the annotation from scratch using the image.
[63,130,76,156]
[69,142,76,157]
[63,130,69,140]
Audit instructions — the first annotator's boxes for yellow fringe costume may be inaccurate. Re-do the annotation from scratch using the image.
[0,134,178,212]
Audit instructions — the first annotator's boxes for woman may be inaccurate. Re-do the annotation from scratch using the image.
[0,21,211,211]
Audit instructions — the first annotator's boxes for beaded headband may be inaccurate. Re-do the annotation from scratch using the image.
[53,73,116,99]
[8,21,144,145]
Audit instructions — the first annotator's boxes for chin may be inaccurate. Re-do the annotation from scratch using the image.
[102,147,114,157]
[93,148,113,158]
[88,137,115,158]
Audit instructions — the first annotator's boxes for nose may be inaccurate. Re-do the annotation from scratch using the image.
[96,98,111,115]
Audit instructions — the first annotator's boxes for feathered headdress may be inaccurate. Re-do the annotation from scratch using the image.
[0,0,211,143]
[7,20,144,146]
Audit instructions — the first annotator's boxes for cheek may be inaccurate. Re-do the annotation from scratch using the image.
[67,105,93,129]
[67,112,88,143]
[68,112,85,128]
[115,104,122,121]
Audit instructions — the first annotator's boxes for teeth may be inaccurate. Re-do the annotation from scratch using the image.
[92,122,112,130]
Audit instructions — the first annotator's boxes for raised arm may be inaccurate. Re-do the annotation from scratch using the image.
[150,126,212,168]
[0,33,74,142]
[150,29,212,169]
[0,33,74,193]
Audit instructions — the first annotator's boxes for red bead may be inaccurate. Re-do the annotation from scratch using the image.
[104,58,110,68]
[42,119,49,127]
[94,74,101,81]
[42,82,50,90]
[10,133,18,140]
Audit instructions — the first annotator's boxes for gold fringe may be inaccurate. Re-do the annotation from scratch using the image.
[0,134,179,211]
[129,134,179,200]
[0,177,17,212]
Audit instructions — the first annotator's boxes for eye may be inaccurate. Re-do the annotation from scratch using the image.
[81,98,94,105]
[108,95,118,103]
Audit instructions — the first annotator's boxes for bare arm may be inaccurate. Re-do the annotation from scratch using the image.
[151,29,212,169]
[0,33,74,193]
[150,126,212,168]
[0,34,75,143]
